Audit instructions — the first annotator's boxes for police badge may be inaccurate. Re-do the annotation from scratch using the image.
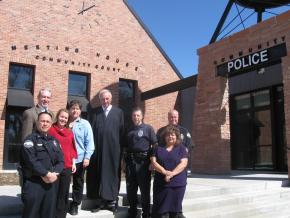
[138,130,143,137]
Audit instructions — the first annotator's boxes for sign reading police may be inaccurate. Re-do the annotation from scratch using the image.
[216,43,287,77]
[227,50,268,72]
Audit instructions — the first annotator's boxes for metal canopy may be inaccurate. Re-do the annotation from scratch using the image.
[210,0,290,44]
[235,0,290,9]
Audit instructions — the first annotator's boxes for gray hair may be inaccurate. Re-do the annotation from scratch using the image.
[98,89,112,100]
[38,87,52,97]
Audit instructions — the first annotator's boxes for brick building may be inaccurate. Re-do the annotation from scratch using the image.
[192,10,290,176]
[0,0,182,171]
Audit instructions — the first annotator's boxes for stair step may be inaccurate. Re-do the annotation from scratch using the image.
[183,198,290,218]
[182,188,290,211]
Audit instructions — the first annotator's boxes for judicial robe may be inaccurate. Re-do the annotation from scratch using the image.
[86,106,124,201]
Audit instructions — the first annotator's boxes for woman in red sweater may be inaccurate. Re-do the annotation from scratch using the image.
[49,109,77,218]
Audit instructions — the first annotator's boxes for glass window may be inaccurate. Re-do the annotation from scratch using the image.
[8,64,34,90]
[4,63,34,169]
[68,72,88,97]
[4,107,25,166]
[253,90,270,107]
[235,94,250,110]
[119,79,136,128]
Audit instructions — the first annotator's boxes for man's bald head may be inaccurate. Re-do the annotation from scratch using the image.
[168,109,179,126]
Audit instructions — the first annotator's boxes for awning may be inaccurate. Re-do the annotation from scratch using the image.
[67,95,89,112]
[7,89,34,107]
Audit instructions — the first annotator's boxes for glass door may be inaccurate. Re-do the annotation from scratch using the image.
[231,87,286,171]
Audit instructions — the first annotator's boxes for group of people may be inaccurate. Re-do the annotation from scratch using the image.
[19,87,193,218]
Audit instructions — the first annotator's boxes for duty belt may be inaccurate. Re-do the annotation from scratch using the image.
[125,151,149,159]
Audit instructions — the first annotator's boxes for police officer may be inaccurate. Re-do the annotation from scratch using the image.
[19,111,64,218]
[124,107,157,218]
[156,109,193,218]
[157,109,193,149]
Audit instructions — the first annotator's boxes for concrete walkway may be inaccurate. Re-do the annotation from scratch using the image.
[0,171,289,218]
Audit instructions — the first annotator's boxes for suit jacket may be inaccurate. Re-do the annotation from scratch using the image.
[21,105,54,141]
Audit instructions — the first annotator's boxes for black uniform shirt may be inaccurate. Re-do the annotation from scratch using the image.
[20,132,64,178]
[157,124,193,148]
[126,123,157,153]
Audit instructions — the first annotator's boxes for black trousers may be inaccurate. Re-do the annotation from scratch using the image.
[22,179,57,218]
[56,168,72,218]
[72,162,86,205]
[125,157,151,217]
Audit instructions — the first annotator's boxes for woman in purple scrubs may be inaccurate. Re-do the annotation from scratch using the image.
[151,125,188,218]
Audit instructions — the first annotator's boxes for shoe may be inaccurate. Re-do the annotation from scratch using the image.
[128,207,137,218]
[68,205,78,216]
[106,201,118,213]
[177,212,186,218]
[106,204,117,213]
[91,207,101,213]
[91,204,104,213]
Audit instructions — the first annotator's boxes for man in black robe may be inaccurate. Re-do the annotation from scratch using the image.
[87,89,124,213]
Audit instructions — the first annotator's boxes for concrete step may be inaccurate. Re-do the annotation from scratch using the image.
[182,187,290,212]
[66,206,129,218]
[183,198,290,218]
[246,207,290,218]
[0,174,289,218]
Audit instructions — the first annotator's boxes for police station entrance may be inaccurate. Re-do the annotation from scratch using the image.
[230,85,287,171]
[214,42,288,172]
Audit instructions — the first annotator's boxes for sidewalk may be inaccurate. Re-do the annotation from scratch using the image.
[0,171,289,218]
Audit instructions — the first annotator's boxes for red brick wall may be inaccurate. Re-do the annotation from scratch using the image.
[193,10,290,174]
[0,0,180,169]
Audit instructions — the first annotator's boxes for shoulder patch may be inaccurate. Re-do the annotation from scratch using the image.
[24,140,34,148]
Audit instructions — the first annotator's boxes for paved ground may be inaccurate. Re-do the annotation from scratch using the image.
[0,171,289,218]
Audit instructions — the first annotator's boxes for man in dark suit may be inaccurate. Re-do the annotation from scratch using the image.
[87,89,124,213]
[21,87,54,141]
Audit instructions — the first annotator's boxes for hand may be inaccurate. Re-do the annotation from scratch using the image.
[72,163,77,174]
[149,163,154,171]
[164,170,174,177]
[41,172,58,183]
[83,159,90,168]
[165,175,171,182]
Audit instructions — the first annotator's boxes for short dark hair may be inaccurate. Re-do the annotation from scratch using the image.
[38,111,53,120]
[161,124,181,145]
[131,106,143,115]
[68,100,82,110]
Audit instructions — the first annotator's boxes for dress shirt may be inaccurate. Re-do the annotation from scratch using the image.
[102,105,112,117]
[70,117,95,164]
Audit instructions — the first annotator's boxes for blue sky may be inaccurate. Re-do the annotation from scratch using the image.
[126,0,290,78]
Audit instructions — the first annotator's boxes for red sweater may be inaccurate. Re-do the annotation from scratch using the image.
[49,124,77,169]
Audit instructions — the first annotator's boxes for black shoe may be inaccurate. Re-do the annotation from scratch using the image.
[106,201,118,213]
[128,207,137,218]
[177,212,186,218]
[91,207,101,213]
[91,204,105,213]
[106,204,117,213]
[69,205,78,216]
[160,213,169,218]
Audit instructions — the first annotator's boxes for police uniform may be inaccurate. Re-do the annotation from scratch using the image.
[124,123,157,218]
[19,132,64,218]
